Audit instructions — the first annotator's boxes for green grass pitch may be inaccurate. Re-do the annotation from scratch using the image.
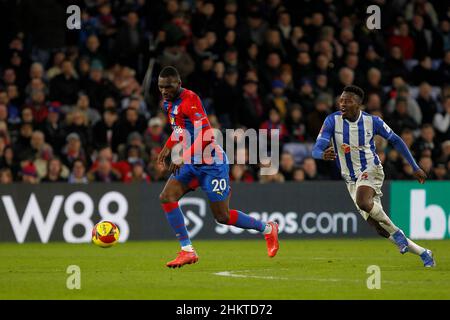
[1,239,449,300]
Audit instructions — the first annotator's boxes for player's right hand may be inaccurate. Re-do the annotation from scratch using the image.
[413,168,427,184]
[157,146,171,168]
[323,146,336,161]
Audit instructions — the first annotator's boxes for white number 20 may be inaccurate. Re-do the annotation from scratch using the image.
[212,179,227,192]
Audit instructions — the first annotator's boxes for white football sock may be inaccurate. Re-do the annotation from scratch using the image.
[369,202,398,234]
[181,245,194,252]
[406,239,426,255]
[263,223,272,234]
[387,229,425,255]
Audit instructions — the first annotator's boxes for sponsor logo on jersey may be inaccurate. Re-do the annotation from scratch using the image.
[341,143,351,154]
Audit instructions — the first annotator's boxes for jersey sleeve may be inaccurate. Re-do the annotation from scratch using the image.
[373,116,394,140]
[181,94,213,162]
[373,116,420,171]
[312,115,334,159]
[164,130,181,149]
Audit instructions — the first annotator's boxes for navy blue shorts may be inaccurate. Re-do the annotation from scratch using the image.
[170,163,230,202]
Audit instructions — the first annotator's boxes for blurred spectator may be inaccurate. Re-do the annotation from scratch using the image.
[158,44,195,82]
[285,104,307,142]
[49,59,80,105]
[92,107,120,152]
[292,167,305,182]
[117,107,147,146]
[41,158,66,182]
[82,60,119,111]
[68,159,88,184]
[388,22,415,60]
[73,92,101,126]
[144,117,168,152]
[0,89,20,125]
[0,167,13,184]
[265,80,290,119]
[433,161,448,180]
[46,51,65,80]
[386,85,422,125]
[306,93,332,139]
[418,155,434,178]
[65,109,91,149]
[302,157,322,180]
[0,145,19,180]
[230,164,255,183]
[239,79,264,129]
[24,90,48,124]
[61,132,87,168]
[384,46,410,83]
[260,108,289,143]
[89,156,121,182]
[433,96,450,142]
[20,161,38,184]
[387,97,419,133]
[413,124,440,161]
[294,78,316,114]
[279,152,295,181]
[411,56,440,85]
[124,159,150,183]
[416,82,439,124]
[41,103,65,155]
[14,122,33,161]
[114,12,145,71]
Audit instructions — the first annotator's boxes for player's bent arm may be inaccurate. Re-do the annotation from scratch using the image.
[312,116,334,160]
[164,130,181,149]
[387,133,420,172]
[312,138,330,159]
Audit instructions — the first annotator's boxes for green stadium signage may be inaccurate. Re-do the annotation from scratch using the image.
[390,182,450,239]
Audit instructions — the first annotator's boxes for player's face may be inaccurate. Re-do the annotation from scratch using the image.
[158,76,180,101]
[339,92,360,120]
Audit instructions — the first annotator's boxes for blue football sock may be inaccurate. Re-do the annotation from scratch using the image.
[162,202,192,247]
[227,209,265,232]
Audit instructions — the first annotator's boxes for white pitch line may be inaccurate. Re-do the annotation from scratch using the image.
[212,270,430,284]
[213,270,361,282]
[214,271,289,280]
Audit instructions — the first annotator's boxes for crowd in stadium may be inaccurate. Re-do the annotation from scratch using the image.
[0,0,448,184]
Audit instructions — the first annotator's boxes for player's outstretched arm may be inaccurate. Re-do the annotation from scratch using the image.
[387,133,427,184]
[373,116,426,184]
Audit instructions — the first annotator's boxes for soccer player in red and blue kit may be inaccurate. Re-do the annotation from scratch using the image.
[156,66,279,268]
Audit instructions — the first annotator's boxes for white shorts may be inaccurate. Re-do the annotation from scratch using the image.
[345,165,385,220]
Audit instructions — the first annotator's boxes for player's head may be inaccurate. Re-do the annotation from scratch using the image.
[339,85,364,120]
[158,66,181,101]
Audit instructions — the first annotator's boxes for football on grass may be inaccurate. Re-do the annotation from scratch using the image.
[92,221,120,248]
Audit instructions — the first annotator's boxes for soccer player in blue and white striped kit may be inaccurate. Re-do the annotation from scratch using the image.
[312,85,435,267]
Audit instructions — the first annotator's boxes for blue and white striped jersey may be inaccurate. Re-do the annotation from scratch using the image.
[316,110,394,182]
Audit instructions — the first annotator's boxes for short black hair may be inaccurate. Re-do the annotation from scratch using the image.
[159,66,180,79]
[343,85,365,103]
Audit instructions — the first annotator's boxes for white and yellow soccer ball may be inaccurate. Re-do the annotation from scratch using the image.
[92,221,120,248]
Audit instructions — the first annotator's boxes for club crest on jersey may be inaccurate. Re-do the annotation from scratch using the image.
[341,143,351,154]
[361,172,369,180]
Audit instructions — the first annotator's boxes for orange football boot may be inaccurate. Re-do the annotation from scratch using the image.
[264,222,279,258]
[166,250,199,268]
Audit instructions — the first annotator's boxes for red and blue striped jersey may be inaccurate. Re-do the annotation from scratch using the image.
[163,88,225,164]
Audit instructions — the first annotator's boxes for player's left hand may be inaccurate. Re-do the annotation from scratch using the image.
[413,168,427,184]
